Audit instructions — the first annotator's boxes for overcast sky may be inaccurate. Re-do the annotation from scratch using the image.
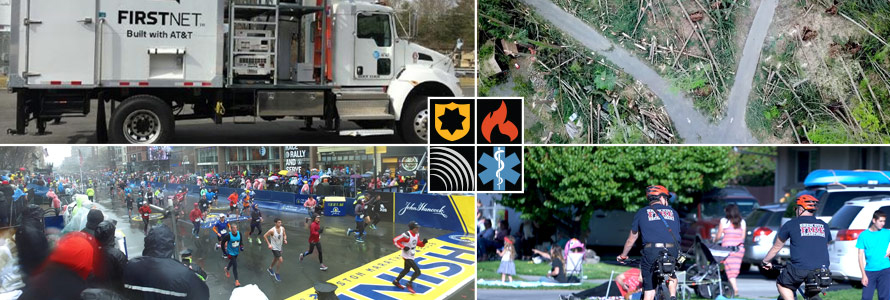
[44,145,72,166]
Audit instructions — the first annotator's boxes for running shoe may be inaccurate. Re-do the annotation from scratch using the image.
[392,280,404,289]
[267,268,275,276]
[357,237,364,243]
[320,264,328,271]
[299,252,305,262]
[257,238,262,245]
[275,273,281,282]
[216,244,221,249]
[346,228,352,236]
[247,237,252,244]
[225,267,230,278]
[235,280,241,287]
[406,284,416,294]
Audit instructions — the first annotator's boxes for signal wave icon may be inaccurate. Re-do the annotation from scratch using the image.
[430,147,475,192]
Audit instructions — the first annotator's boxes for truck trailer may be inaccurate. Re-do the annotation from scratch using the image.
[8,0,462,143]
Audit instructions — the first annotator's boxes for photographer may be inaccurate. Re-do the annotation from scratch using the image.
[618,185,681,300]
[761,194,831,300]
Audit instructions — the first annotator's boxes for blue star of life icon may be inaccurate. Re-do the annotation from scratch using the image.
[479,146,520,191]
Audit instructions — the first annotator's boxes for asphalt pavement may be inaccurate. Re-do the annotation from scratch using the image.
[0,86,473,144]
[90,188,474,300]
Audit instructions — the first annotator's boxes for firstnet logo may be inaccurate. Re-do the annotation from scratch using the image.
[118,10,203,27]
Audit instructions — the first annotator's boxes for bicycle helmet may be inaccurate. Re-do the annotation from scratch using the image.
[796,194,819,211]
[646,185,670,201]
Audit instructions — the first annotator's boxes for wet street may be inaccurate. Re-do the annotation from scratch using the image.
[93,188,475,300]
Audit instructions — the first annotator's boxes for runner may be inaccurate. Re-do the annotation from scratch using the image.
[213,215,232,257]
[248,203,264,245]
[392,221,428,294]
[86,186,95,202]
[240,189,254,216]
[346,198,366,242]
[299,215,328,271]
[228,191,239,214]
[189,203,204,238]
[303,196,317,224]
[222,223,244,287]
[138,201,151,234]
[205,188,216,211]
[264,218,288,282]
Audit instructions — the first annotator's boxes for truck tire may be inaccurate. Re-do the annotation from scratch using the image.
[399,95,428,143]
[109,95,174,144]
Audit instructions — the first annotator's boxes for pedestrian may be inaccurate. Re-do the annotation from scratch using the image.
[20,232,98,300]
[47,189,61,216]
[213,214,231,257]
[123,225,210,299]
[223,223,244,287]
[497,237,516,282]
[138,202,152,234]
[391,221,428,294]
[264,218,287,282]
[86,186,95,202]
[93,220,127,294]
[299,215,328,271]
[81,209,105,238]
[189,203,204,238]
[857,210,890,300]
[713,204,746,297]
[228,191,239,214]
[248,203,263,245]
[347,198,366,242]
[303,196,317,224]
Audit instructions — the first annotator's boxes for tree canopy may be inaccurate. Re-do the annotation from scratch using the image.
[503,146,737,229]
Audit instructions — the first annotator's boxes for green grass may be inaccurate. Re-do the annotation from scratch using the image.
[477,260,633,281]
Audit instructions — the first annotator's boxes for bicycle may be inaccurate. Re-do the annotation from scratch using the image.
[619,250,678,300]
[761,262,832,300]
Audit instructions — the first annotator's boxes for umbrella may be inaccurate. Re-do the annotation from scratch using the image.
[278,170,289,176]
[310,175,320,179]
[268,176,279,181]
[350,174,363,179]
[319,175,331,179]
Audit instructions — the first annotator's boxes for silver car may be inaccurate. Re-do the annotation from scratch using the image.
[742,204,790,278]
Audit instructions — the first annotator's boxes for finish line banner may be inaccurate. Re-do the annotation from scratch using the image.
[286,237,475,300]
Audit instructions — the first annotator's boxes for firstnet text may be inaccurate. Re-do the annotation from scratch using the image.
[118,10,202,27]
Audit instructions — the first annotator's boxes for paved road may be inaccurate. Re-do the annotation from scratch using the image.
[722,0,778,143]
[0,86,472,144]
[87,188,474,300]
[518,0,758,143]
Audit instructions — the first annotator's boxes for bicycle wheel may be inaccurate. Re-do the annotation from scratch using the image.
[657,283,672,300]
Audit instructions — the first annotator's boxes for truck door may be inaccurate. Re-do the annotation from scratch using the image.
[26,0,96,86]
[353,12,394,81]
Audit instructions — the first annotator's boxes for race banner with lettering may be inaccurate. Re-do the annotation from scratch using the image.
[394,194,474,234]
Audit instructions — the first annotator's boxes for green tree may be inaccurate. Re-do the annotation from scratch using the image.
[730,147,776,186]
[503,146,737,235]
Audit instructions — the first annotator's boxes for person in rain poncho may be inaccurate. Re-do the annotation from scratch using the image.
[123,225,209,300]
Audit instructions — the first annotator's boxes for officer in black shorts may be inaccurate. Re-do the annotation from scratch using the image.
[618,185,680,300]
[761,194,831,300]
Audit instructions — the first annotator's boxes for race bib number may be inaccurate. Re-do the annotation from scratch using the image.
[232,241,240,247]
[221,229,228,234]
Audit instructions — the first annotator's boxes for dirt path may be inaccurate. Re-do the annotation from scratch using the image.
[519,0,763,143]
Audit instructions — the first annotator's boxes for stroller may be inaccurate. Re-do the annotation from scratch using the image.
[678,236,738,299]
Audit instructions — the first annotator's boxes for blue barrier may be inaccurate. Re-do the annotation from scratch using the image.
[148,182,355,214]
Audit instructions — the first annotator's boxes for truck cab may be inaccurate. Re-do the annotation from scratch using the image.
[7,0,462,143]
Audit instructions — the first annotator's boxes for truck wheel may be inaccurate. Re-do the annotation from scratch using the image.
[399,95,428,143]
[109,95,174,144]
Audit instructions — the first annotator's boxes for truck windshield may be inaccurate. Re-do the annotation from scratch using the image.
[357,14,392,47]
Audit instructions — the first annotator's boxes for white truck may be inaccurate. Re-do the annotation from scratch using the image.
[8,0,462,143]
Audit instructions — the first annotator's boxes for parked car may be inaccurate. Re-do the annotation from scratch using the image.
[800,169,890,223]
[587,193,680,247]
[681,187,759,249]
[826,195,890,282]
[742,204,789,278]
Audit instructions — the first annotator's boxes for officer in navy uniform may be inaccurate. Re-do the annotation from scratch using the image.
[618,185,681,300]
[760,194,831,300]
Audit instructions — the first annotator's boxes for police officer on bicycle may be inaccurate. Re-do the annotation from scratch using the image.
[760,194,831,300]
[618,185,680,300]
